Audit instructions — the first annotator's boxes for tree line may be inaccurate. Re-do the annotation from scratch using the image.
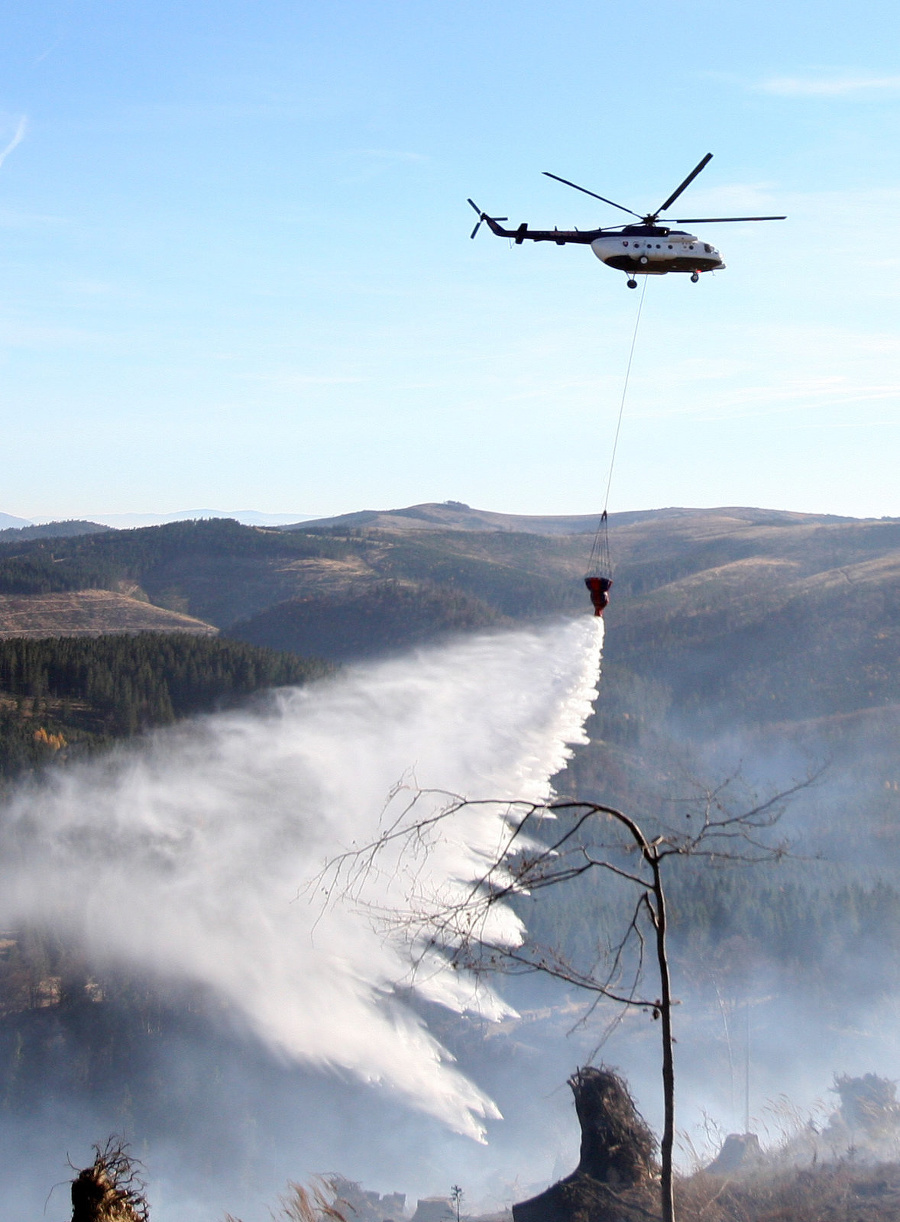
[0,632,331,777]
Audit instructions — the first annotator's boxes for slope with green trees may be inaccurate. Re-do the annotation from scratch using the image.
[0,633,330,779]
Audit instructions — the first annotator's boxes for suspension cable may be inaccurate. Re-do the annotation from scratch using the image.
[587,277,649,577]
[603,275,648,517]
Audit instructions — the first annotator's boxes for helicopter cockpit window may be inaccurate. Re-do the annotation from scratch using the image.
[704,243,712,252]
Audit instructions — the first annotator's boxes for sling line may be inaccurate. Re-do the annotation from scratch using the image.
[587,276,649,578]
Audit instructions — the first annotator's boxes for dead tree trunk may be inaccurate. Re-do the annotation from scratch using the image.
[648,854,675,1222]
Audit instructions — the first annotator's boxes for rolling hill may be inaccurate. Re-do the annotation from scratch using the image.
[0,504,896,739]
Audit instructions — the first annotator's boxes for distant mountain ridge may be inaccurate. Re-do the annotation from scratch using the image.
[5,510,316,529]
[294,500,862,536]
[0,521,111,544]
[86,509,316,528]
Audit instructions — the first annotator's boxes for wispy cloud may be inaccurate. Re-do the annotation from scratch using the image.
[0,116,26,170]
[757,73,900,97]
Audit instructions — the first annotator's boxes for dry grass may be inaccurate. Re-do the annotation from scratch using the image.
[274,1180,352,1222]
[0,591,216,638]
[678,1160,900,1222]
[225,1176,353,1222]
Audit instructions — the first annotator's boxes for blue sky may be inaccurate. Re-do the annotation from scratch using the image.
[1,0,899,519]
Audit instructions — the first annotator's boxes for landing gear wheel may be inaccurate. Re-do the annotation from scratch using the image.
[626,278,637,289]
[691,272,700,283]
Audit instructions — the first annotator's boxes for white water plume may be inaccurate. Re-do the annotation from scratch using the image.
[0,618,602,1140]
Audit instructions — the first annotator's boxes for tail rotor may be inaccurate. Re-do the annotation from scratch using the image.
[468,198,507,239]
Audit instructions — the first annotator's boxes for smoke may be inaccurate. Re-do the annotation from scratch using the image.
[0,618,602,1142]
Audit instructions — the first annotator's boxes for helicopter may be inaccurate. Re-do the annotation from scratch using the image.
[468,153,785,287]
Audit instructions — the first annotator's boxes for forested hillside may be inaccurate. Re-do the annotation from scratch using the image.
[0,504,898,987]
[3,507,896,734]
[0,504,897,765]
[231,581,507,660]
[0,634,330,779]
[0,513,582,627]
[1,502,898,799]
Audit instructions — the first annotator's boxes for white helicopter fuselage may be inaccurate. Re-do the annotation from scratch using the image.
[590,227,723,276]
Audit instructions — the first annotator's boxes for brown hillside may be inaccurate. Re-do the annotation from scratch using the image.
[297,501,859,538]
[0,591,217,638]
[295,501,602,534]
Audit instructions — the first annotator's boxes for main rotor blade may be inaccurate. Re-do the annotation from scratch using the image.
[672,215,787,223]
[655,153,713,216]
[542,172,642,218]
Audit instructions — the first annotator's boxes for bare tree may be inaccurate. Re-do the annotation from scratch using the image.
[320,772,814,1222]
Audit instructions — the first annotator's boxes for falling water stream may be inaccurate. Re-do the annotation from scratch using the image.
[0,618,603,1141]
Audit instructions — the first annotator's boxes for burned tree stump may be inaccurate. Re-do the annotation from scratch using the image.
[513,1067,659,1222]
[569,1066,657,1186]
[704,1133,762,1175]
